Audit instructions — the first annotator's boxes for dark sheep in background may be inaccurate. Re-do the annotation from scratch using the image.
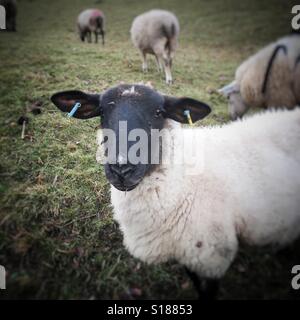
[77,8,105,45]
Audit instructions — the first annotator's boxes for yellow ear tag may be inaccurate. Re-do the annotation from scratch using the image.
[184,110,193,125]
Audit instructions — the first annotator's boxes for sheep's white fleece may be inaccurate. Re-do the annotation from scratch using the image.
[236,35,300,108]
[102,109,300,279]
[130,9,179,54]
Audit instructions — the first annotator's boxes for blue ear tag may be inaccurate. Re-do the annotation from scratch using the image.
[67,102,81,118]
[183,110,193,125]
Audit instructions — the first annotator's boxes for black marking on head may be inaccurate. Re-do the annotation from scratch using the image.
[262,44,287,94]
[50,84,211,191]
[100,84,166,132]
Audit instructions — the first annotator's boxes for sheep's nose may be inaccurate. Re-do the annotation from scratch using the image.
[109,163,135,178]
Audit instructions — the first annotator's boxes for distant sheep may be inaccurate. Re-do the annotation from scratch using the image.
[0,0,17,32]
[77,9,105,45]
[51,84,300,299]
[130,10,180,84]
[219,34,300,120]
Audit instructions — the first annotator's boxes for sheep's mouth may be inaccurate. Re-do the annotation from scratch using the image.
[104,163,147,192]
[112,183,138,192]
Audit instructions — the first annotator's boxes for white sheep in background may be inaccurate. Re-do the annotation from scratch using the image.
[130,10,180,84]
[51,85,300,299]
[219,34,300,120]
[77,9,105,45]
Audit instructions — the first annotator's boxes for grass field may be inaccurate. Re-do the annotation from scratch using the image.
[0,0,299,299]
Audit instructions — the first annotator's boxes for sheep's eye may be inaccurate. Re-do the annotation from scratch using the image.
[101,136,108,145]
[155,109,162,118]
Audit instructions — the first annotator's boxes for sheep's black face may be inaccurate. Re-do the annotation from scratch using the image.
[51,84,211,192]
[100,85,166,191]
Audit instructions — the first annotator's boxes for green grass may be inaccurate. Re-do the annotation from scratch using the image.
[0,0,299,299]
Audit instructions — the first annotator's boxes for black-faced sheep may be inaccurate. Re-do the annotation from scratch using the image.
[130,10,180,84]
[219,34,300,120]
[0,0,17,32]
[51,84,300,299]
[77,9,105,45]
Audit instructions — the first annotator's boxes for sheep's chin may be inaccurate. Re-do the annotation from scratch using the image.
[112,183,139,192]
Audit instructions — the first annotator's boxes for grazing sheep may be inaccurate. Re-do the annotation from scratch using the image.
[130,10,180,84]
[0,0,17,32]
[51,84,300,299]
[219,34,300,120]
[77,9,105,45]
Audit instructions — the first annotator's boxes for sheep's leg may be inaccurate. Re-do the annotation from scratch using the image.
[163,60,173,85]
[153,40,173,83]
[87,31,92,43]
[80,31,85,42]
[78,26,85,42]
[185,268,219,300]
[95,31,98,44]
[155,55,163,72]
[101,30,105,45]
[161,53,173,84]
[141,51,148,72]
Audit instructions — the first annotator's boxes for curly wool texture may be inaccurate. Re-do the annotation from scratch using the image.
[97,109,300,279]
[236,35,300,108]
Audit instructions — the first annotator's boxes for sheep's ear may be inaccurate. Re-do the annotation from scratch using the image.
[163,96,211,123]
[51,90,101,119]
